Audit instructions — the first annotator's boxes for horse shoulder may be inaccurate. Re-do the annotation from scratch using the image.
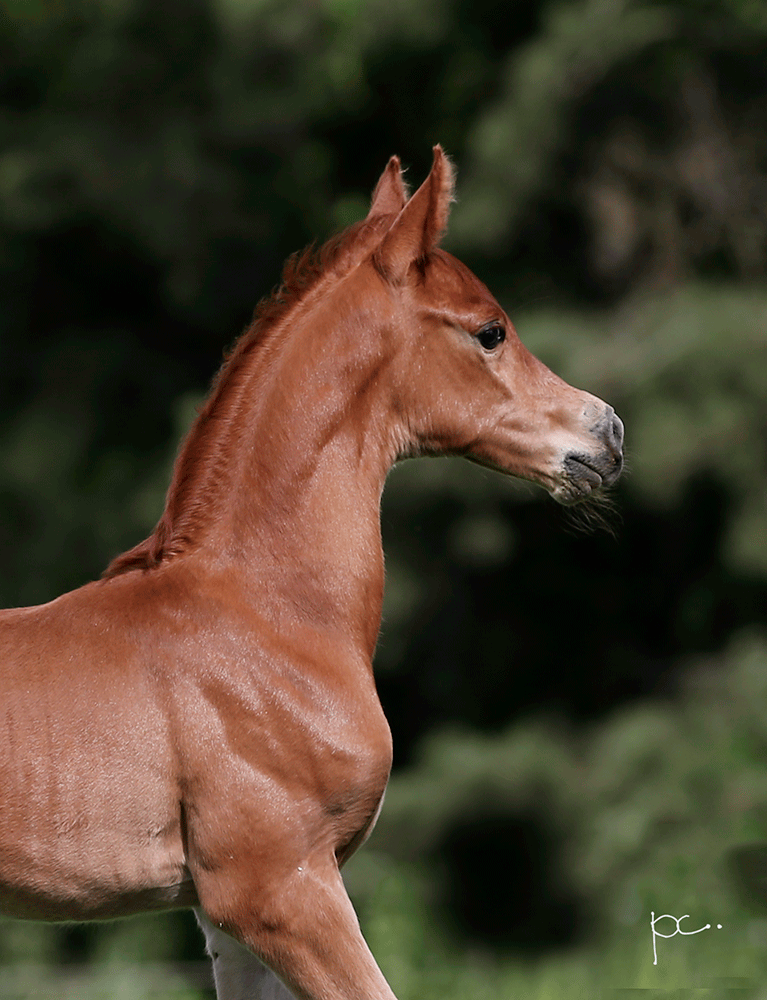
[155,587,393,881]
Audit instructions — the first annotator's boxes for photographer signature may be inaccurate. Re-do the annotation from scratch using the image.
[651,912,723,965]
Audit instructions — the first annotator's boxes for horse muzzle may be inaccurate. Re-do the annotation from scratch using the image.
[554,407,624,504]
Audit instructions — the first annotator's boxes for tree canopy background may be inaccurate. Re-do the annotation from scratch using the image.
[0,0,766,995]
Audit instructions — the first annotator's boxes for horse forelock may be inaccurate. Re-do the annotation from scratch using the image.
[102,213,396,579]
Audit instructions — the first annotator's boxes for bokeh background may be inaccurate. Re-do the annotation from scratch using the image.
[1,0,767,995]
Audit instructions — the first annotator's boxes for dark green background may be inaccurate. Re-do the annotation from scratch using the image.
[1,0,766,995]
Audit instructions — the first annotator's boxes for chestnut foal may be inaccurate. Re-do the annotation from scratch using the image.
[0,148,623,999]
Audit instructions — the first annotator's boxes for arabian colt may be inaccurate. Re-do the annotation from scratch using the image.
[0,148,623,999]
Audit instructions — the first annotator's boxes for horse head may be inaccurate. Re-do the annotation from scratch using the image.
[363,145,624,504]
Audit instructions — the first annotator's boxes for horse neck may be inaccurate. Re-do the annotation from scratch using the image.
[172,273,401,657]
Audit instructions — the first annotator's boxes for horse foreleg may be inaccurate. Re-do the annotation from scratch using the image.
[197,910,295,1000]
[195,857,397,1000]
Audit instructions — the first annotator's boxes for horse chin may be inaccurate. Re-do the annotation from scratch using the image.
[551,451,623,506]
[550,478,602,506]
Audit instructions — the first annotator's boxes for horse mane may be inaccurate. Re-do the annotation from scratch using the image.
[103,214,391,579]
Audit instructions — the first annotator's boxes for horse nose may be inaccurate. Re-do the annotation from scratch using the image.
[605,408,624,458]
[597,406,624,486]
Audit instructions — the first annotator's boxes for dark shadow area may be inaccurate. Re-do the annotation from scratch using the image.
[434,803,588,953]
[379,472,767,768]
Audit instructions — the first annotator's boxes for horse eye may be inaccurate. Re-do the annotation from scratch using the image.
[476,324,506,351]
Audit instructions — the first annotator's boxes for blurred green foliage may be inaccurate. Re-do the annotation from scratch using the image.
[1,0,766,994]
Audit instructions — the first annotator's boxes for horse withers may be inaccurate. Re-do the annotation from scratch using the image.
[0,148,623,999]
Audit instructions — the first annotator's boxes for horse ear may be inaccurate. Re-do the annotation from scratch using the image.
[374,145,455,282]
[367,156,408,219]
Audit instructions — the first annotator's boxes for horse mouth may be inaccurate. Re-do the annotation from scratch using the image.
[555,452,623,505]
